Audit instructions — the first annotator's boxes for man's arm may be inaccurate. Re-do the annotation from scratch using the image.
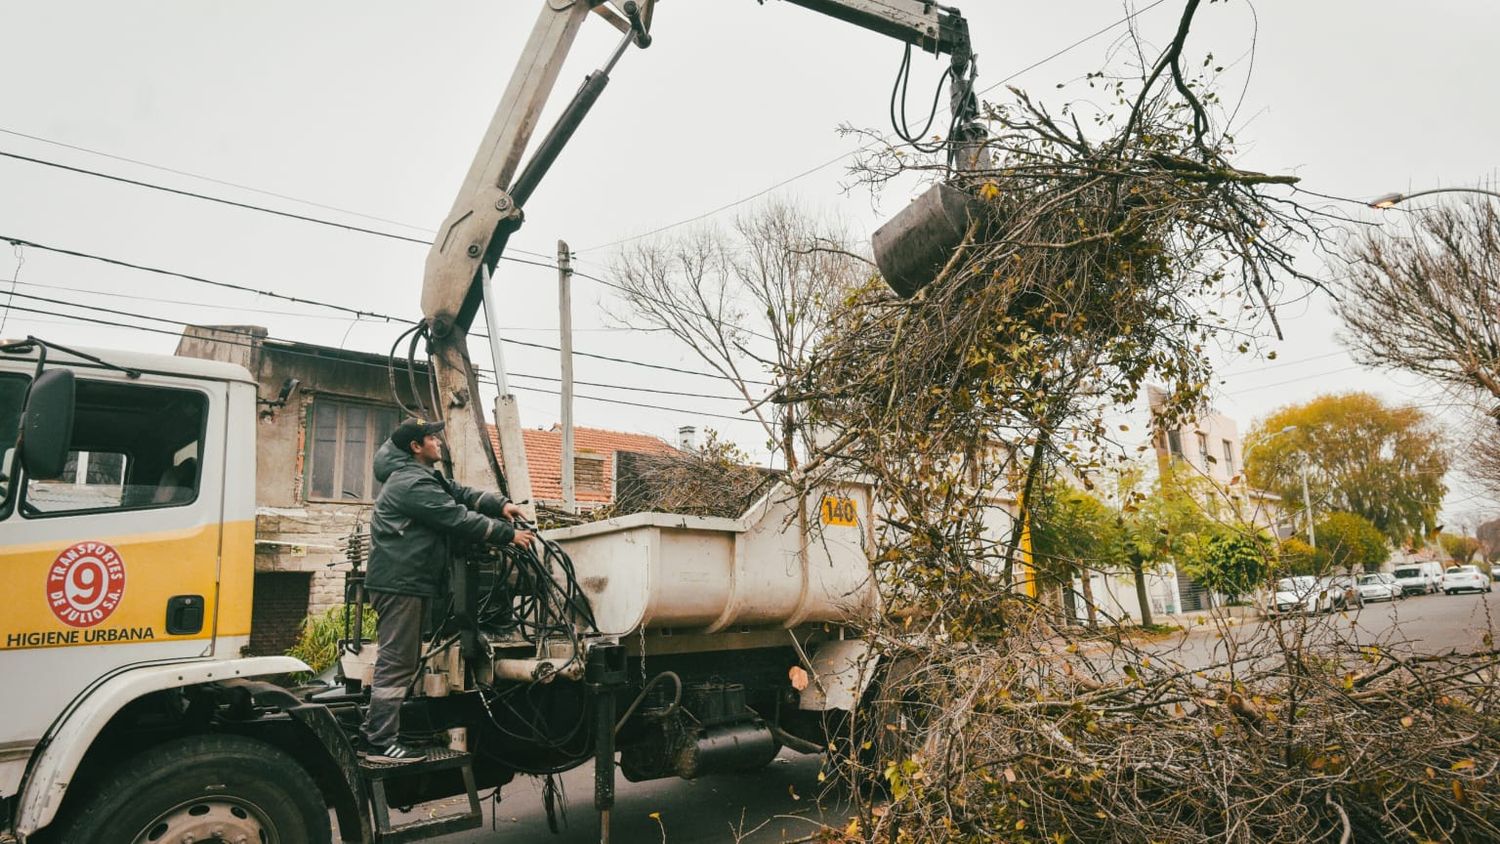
[445,479,511,519]
[396,474,516,545]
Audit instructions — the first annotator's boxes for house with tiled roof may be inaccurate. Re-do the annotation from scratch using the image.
[487,423,683,511]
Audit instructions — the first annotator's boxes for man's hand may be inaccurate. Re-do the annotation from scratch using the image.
[511,529,535,549]
[502,501,525,521]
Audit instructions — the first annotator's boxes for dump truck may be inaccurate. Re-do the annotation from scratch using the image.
[1,2,987,841]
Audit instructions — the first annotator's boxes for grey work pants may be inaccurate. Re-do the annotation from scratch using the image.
[360,590,427,747]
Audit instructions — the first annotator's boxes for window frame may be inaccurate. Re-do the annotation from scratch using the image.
[0,371,32,520]
[17,377,209,520]
[303,397,400,504]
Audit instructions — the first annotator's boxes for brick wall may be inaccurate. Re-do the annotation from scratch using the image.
[248,571,311,656]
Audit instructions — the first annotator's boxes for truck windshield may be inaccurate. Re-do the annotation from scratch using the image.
[1393,569,1417,578]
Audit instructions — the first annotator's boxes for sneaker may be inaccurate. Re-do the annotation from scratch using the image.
[367,742,427,764]
[352,737,379,758]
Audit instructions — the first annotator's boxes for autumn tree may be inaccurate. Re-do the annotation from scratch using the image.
[1277,537,1329,576]
[1243,393,1448,545]
[1314,511,1389,573]
[1438,531,1481,564]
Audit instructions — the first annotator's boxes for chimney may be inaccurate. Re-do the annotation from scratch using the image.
[677,425,697,451]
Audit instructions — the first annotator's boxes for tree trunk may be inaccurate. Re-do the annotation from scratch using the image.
[1079,569,1099,629]
[1133,563,1154,628]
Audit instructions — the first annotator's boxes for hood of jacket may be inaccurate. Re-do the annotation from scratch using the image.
[373,439,415,484]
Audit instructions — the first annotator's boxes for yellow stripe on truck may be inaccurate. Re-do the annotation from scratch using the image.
[0,520,254,650]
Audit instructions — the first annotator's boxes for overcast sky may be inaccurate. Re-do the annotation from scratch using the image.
[2,1,1496,520]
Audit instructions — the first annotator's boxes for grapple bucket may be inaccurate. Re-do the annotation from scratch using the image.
[872,182,983,298]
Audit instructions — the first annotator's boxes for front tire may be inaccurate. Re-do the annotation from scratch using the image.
[53,733,331,844]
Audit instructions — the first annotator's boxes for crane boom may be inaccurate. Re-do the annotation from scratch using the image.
[418,0,979,495]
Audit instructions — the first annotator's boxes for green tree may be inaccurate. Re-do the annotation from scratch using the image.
[1031,480,1127,627]
[1189,531,1271,602]
[1243,393,1448,545]
[1315,511,1390,573]
[1117,461,1220,623]
[1439,532,1481,564]
[1277,537,1329,576]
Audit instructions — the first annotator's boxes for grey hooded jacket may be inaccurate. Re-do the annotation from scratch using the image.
[365,440,514,597]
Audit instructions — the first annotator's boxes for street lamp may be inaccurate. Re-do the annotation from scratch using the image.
[1369,187,1500,209]
[1246,425,1316,548]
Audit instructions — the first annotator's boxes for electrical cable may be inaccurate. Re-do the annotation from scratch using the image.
[0,300,760,422]
[577,0,1174,253]
[0,286,751,401]
[0,233,771,385]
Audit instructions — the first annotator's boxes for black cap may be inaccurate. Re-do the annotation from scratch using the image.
[391,417,445,452]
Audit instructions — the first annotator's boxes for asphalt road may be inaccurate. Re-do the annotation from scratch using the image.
[392,749,841,843]
[389,588,1498,843]
[1155,585,1500,672]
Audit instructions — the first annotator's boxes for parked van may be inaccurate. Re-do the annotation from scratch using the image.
[1392,561,1443,595]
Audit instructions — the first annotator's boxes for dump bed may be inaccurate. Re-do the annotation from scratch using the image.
[546,481,877,636]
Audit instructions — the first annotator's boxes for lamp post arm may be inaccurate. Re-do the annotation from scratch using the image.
[1371,187,1500,208]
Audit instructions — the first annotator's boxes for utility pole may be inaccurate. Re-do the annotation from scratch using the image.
[482,264,535,521]
[558,240,576,515]
[1301,460,1316,549]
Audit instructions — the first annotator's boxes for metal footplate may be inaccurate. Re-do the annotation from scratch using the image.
[360,748,483,842]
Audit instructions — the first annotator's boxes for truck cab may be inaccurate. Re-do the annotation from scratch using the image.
[0,342,330,842]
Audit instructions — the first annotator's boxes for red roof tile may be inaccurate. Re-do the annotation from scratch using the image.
[487,424,679,505]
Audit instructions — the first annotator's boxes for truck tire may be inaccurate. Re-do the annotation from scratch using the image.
[53,733,331,844]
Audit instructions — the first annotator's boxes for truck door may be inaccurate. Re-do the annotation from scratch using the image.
[0,368,230,791]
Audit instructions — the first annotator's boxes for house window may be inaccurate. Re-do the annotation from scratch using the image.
[1195,431,1209,466]
[306,399,399,502]
[1166,430,1183,457]
[1222,439,1235,474]
[575,453,606,495]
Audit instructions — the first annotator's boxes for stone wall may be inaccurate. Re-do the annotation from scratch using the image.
[255,505,367,615]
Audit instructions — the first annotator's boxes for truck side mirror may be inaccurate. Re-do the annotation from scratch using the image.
[20,368,75,478]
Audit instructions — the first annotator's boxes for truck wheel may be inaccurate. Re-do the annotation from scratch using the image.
[54,733,331,844]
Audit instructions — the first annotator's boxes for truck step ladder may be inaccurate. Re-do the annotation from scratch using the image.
[360,748,483,842]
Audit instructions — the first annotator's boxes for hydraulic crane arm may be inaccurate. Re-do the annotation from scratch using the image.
[419,0,978,493]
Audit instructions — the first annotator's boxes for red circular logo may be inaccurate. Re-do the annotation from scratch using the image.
[47,542,126,628]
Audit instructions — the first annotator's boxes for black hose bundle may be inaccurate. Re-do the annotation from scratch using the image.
[476,523,597,643]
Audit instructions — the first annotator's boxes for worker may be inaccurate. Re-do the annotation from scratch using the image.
[358,417,533,763]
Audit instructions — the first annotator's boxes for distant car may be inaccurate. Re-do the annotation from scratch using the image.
[1442,565,1493,595]
[1356,572,1403,603]
[1272,576,1331,614]
[1492,564,1500,583]
[1392,561,1443,595]
[1325,575,1363,609]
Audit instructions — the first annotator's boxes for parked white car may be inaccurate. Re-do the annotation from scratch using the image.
[1442,565,1493,595]
[1272,576,1332,614]
[1356,572,1403,603]
[1392,561,1443,595]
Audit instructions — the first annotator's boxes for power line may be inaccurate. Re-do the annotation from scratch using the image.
[0,148,774,340]
[0,233,771,384]
[1,288,751,402]
[576,0,1173,253]
[0,128,566,265]
[0,299,757,422]
[3,276,653,332]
